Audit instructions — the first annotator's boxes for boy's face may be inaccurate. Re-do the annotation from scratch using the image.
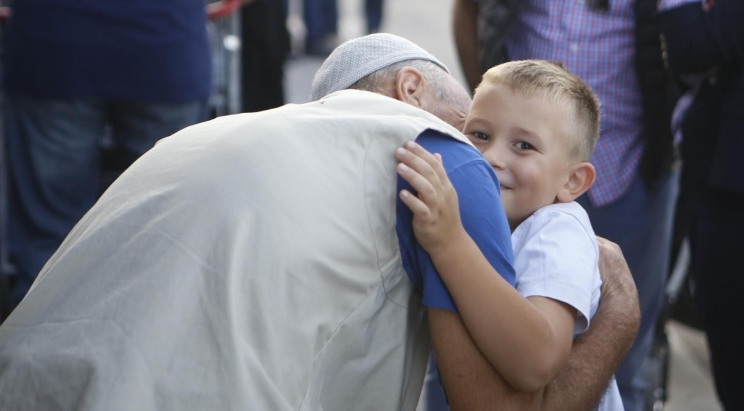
[463,83,575,230]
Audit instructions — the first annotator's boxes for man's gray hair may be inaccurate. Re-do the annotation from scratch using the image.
[347,59,454,104]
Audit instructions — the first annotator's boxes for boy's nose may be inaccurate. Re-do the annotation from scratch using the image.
[487,152,506,170]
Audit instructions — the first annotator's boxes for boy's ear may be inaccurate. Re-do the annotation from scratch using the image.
[556,162,596,203]
[394,67,426,108]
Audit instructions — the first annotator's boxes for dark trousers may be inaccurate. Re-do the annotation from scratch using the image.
[304,0,384,39]
[365,0,384,33]
[241,0,290,112]
[3,95,205,310]
[303,0,337,41]
[689,186,744,411]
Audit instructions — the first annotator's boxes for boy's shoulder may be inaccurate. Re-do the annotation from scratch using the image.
[534,202,594,236]
[512,202,602,333]
[511,202,597,254]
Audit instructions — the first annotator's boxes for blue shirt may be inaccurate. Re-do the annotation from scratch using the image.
[2,0,211,103]
[396,130,516,312]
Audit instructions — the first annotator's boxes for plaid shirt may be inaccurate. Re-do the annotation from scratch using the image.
[504,0,644,207]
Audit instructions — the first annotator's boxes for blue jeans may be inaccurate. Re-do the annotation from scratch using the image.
[577,171,679,411]
[365,0,384,33]
[3,95,205,310]
[303,0,384,39]
[424,170,679,411]
[303,0,338,41]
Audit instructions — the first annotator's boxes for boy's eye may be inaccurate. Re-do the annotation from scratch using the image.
[471,132,489,141]
[515,141,534,150]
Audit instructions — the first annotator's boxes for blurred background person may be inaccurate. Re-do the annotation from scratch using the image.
[303,0,384,56]
[304,0,339,56]
[365,0,384,34]
[2,0,211,311]
[445,1,681,411]
[0,0,9,321]
[659,1,744,409]
[240,0,291,111]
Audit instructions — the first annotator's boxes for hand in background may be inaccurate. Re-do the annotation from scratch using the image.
[596,236,641,337]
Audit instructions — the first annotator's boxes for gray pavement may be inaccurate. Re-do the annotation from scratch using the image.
[284,1,723,410]
[665,321,722,411]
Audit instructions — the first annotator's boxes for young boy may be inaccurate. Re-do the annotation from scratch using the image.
[396,60,623,410]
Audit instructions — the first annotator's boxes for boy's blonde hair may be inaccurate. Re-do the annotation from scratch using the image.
[478,60,601,162]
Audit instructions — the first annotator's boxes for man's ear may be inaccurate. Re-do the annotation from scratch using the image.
[394,67,427,108]
[556,162,596,203]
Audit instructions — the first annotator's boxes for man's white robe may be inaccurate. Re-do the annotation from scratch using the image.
[0,90,470,411]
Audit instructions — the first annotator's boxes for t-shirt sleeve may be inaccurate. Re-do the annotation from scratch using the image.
[397,130,516,312]
[512,209,599,333]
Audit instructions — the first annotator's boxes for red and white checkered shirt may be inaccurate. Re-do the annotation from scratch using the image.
[504,0,644,207]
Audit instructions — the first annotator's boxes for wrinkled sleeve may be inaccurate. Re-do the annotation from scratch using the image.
[397,131,515,312]
[513,210,597,333]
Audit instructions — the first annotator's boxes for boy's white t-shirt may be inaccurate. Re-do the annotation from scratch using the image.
[511,201,624,411]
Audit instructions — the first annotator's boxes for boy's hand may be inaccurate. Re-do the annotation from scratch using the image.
[396,141,467,254]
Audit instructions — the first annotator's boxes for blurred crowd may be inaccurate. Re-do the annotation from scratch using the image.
[0,1,741,410]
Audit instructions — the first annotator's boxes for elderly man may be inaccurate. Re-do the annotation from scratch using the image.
[0,34,638,411]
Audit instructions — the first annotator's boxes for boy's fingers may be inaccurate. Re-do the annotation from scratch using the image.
[430,152,449,187]
[396,153,441,189]
[398,163,438,202]
[404,142,449,187]
[399,190,431,218]
[396,145,442,187]
[405,141,442,172]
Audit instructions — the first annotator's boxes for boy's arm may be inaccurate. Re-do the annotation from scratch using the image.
[526,296,577,371]
[431,238,640,411]
[396,142,574,391]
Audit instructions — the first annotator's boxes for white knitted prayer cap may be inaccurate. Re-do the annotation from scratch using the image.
[309,33,449,101]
